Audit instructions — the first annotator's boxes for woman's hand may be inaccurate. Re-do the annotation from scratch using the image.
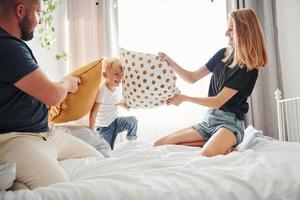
[158,52,176,68]
[167,94,186,106]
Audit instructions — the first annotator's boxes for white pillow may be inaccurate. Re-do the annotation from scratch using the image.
[119,48,180,109]
[236,125,263,151]
[0,163,16,190]
[53,126,112,157]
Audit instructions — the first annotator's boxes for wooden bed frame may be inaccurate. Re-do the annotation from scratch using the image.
[275,89,300,142]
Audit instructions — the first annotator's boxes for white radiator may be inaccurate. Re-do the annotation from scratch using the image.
[275,89,300,142]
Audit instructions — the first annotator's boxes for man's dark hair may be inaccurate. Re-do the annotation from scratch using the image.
[0,0,19,17]
[0,0,39,18]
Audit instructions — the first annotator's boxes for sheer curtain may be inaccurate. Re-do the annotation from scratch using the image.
[117,0,227,143]
[28,0,69,82]
[227,0,283,138]
[66,0,118,71]
[31,0,118,85]
[50,0,119,125]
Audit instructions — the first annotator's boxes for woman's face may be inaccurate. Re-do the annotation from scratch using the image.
[225,18,234,47]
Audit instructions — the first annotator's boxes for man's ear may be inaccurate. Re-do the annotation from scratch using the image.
[15,3,26,20]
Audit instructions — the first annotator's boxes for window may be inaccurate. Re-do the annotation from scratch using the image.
[118,0,227,142]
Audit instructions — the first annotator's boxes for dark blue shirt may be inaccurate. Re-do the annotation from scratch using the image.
[0,27,48,133]
[205,48,258,120]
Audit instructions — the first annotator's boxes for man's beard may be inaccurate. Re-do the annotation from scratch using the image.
[19,15,34,41]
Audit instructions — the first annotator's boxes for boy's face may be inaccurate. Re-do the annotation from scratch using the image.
[104,65,123,87]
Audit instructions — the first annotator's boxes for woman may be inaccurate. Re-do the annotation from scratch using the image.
[154,9,268,157]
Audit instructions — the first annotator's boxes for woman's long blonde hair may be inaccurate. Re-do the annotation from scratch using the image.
[223,9,268,70]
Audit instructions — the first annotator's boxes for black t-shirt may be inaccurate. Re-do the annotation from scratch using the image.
[0,27,48,133]
[205,48,258,120]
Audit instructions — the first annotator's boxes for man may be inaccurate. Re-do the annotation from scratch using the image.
[0,0,102,190]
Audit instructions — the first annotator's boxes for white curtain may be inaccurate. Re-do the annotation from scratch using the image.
[66,0,119,71]
[226,0,283,138]
[117,0,227,143]
[46,0,119,126]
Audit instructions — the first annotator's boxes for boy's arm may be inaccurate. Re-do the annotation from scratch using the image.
[89,102,100,129]
[116,100,129,110]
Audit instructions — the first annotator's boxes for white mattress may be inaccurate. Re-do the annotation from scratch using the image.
[1,128,300,200]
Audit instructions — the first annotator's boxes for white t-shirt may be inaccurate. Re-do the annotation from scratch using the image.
[95,83,122,127]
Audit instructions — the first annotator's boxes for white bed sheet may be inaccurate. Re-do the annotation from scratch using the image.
[1,129,300,200]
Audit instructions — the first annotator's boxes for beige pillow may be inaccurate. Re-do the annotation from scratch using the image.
[48,59,102,123]
[119,48,179,109]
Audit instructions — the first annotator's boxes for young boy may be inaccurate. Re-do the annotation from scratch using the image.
[89,57,138,150]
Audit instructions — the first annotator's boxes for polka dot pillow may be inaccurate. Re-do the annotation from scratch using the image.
[119,48,180,109]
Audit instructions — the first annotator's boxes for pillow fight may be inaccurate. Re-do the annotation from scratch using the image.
[0,0,267,190]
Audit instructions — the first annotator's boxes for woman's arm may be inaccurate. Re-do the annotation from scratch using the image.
[168,87,238,108]
[158,52,210,83]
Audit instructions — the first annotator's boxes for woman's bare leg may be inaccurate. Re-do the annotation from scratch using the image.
[153,127,206,147]
[178,141,206,147]
[201,127,237,157]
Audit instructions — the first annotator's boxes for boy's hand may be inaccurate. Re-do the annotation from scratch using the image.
[116,100,130,110]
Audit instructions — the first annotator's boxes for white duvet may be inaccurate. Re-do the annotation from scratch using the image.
[1,128,300,200]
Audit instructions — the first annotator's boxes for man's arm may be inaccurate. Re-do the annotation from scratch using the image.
[14,68,81,106]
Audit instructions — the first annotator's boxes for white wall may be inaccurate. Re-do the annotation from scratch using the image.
[27,1,68,82]
[276,0,300,98]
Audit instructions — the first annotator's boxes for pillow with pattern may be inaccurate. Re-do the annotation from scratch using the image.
[119,48,180,109]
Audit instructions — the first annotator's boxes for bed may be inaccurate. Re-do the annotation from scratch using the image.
[1,90,300,200]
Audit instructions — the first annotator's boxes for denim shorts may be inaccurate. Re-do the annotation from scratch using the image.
[192,109,245,146]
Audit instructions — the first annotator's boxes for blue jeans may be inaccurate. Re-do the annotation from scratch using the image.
[96,116,138,150]
[192,109,245,146]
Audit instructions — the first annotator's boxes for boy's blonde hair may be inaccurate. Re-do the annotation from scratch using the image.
[223,9,268,70]
[102,57,122,73]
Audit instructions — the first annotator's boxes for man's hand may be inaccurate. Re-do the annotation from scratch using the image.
[61,76,81,93]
